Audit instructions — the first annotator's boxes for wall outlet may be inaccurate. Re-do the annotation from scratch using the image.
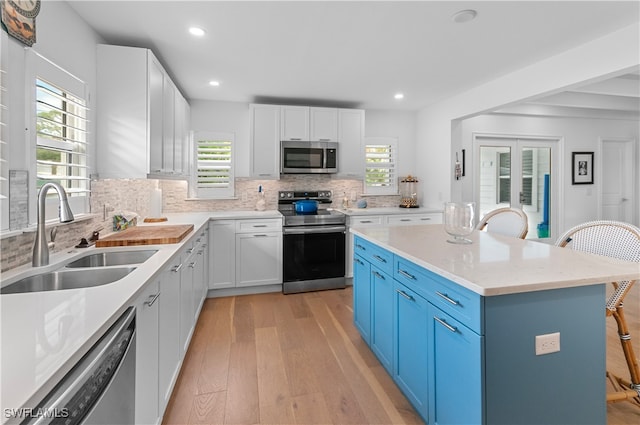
[535,332,560,355]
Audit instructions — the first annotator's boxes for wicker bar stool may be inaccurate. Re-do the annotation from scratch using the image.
[476,207,529,239]
[556,220,640,405]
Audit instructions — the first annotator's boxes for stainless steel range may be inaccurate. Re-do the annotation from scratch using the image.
[279,190,346,294]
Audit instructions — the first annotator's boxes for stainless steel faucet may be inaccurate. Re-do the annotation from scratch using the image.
[32,182,75,267]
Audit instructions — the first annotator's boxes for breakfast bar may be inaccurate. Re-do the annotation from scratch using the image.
[350,224,640,425]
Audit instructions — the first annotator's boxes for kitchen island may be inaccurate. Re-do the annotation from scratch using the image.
[351,224,640,425]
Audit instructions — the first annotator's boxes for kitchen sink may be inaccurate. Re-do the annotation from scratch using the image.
[65,250,158,268]
[0,267,137,294]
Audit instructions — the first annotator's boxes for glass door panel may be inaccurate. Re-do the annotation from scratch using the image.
[476,138,556,241]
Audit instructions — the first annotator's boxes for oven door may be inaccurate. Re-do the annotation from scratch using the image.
[283,225,346,283]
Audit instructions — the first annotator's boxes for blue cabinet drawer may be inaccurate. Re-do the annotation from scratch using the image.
[353,236,394,275]
[394,257,482,334]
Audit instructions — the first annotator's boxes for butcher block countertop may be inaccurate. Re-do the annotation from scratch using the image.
[95,224,194,247]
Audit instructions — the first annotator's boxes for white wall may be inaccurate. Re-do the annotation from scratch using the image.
[416,23,640,215]
[364,109,417,178]
[460,114,640,230]
[189,101,418,180]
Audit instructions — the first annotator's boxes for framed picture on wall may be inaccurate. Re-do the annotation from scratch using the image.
[572,152,594,185]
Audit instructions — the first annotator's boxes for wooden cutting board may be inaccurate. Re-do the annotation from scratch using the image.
[95,224,194,247]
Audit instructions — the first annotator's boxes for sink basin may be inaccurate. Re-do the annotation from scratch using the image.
[1,267,136,294]
[65,250,158,268]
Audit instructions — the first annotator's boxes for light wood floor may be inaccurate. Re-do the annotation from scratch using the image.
[163,285,640,425]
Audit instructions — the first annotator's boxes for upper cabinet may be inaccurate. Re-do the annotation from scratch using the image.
[337,108,365,178]
[250,104,281,179]
[280,106,309,141]
[310,107,338,142]
[97,44,189,179]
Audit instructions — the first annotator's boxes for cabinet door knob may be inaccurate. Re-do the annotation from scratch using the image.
[396,289,414,301]
[434,316,458,333]
[435,291,459,306]
[144,292,160,307]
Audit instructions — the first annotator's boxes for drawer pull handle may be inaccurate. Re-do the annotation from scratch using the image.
[398,269,416,280]
[253,224,268,228]
[355,244,366,251]
[400,218,411,222]
[172,263,183,273]
[434,316,458,333]
[360,220,373,224]
[355,258,364,265]
[435,291,459,306]
[420,217,431,221]
[187,248,194,254]
[396,289,414,301]
[373,255,387,263]
[253,234,268,237]
[372,271,385,279]
[189,261,197,268]
[144,292,160,307]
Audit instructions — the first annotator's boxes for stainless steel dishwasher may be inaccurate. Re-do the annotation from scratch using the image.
[22,307,136,425]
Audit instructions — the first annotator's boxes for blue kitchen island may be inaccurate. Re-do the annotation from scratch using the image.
[350,224,640,425]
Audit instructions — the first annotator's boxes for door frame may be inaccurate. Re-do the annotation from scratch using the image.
[597,137,637,225]
[473,133,564,241]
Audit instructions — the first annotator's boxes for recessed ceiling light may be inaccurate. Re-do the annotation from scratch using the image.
[189,27,206,37]
[452,9,477,24]
[209,80,220,87]
[394,93,404,100]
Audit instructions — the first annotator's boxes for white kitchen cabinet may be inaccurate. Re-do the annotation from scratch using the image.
[180,243,195,354]
[337,108,365,178]
[281,105,309,141]
[135,278,160,425]
[210,220,236,289]
[158,258,181,416]
[97,44,189,179]
[387,213,443,225]
[250,104,281,179]
[209,218,283,289]
[310,107,338,142]
[235,232,282,287]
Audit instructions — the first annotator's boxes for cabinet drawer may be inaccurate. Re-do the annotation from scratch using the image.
[350,216,384,226]
[387,213,442,225]
[236,218,282,233]
[353,236,393,275]
[394,257,482,333]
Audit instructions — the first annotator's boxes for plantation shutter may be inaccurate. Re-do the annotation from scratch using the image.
[364,137,398,195]
[193,132,234,198]
[35,78,89,198]
[0,39,7,231]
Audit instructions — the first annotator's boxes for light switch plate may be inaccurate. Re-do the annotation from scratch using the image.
[535,332,560,355]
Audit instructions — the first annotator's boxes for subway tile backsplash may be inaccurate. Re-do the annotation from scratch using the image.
[1,176,400,272]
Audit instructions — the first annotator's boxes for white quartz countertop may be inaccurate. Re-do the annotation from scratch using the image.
[351,224,640,296]
[0,210,282,422]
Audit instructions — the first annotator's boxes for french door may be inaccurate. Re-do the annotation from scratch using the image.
[475,135,559,241]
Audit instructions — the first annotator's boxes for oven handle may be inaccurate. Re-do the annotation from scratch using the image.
[283,225,346,235]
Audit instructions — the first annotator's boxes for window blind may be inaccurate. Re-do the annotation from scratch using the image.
[35,78,89,197]
[364,138,398,195]
[192,132,234,198]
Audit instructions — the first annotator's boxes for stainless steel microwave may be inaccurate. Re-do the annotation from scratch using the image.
[281,141,338,174]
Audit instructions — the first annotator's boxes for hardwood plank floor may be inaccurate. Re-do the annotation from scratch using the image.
[163,285,640,425]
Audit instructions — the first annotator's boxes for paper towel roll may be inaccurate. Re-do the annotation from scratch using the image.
[150,188,162,217]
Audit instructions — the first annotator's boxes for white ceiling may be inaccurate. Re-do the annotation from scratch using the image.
[67,0,640,111]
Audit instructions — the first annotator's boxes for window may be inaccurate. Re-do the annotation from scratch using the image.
[191,131,234,199]
[364,137,398,195]
[29,51,90,221]
[0,34,7,231]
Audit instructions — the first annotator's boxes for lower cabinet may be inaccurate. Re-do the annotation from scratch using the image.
[428,304,482,425]
[394,281,429,420]
[353,255,371,342]
[371,266,393,373]
[353,235,481,424]
[180,245,195,354]
[210,218,283,290]
[135,278,160,425]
